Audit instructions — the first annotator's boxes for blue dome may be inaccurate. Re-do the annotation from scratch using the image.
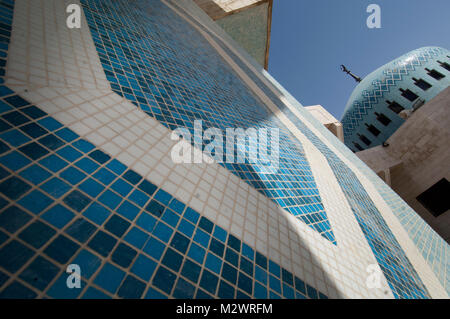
[341,46,450,152]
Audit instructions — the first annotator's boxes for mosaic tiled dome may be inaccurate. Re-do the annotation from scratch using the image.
[341,47,450,152]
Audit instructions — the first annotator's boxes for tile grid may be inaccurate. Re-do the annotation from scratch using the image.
[0,0,324,300]
[0,84,328,298]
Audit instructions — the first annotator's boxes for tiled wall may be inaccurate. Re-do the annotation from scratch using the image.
[0,85,329,299]
[0,0,330,299]
[167,0,448,296]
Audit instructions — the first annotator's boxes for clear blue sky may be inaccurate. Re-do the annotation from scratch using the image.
[268,0,450,119]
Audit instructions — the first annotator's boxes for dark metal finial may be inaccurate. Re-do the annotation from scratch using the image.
[341,65,362,83]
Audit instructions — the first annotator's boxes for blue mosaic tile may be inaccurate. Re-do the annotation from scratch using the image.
[83,202,111,225]
[63,191,91,214]
[0,281,37,299]
[238,272,253,295]
[82,287,111,299]
[72,249,101,279]
[41,204,75,229]
[117,275,146,299]
[0,205,32,233]
[0,240,34,273]
[18,220,56,249]
[0,230,7,246]
[88,230,117,257]
[0,270,7,287]
[39,154,68,173]
[19,123,47,139]
[0,150,31,170]
[137,179,157,197]
[19,256,59,291]
[0,176,31,200]
[44,235,80,264]
[0,129,30,147]
[94,262,125,294]
[218,280,235,299]
[60,166,87,185]
[173,277,196,299]
[143,236,165,260]
[104,214,130,238]
[41,177,71,199]
[162,248,183,272]
[225,247,239,267]
[38,134,64,151]
[169,232,190,255]
[98,189,121,210]
[205,253,222,275]
[19,142,49,160]
[145,200,165,217]
[124,227,149,249]
[181,259,201,284]
[136,212,157,233]
[153,221,174,243]
[131,254,157,281]
[117,200,141,221]
[18,164,51,185]
[79,178,103,197]
[199,269,219,295]
[17,189,52,214]
[80,0,335,243]
[46,274,85,299]
[88,149,110,164]
[222,262,238,285]
[152,266,176,295]
[111,243,137,268]
[145,287,167,299]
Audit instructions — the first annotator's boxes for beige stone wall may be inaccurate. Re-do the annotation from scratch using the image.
[357,87,450,242]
